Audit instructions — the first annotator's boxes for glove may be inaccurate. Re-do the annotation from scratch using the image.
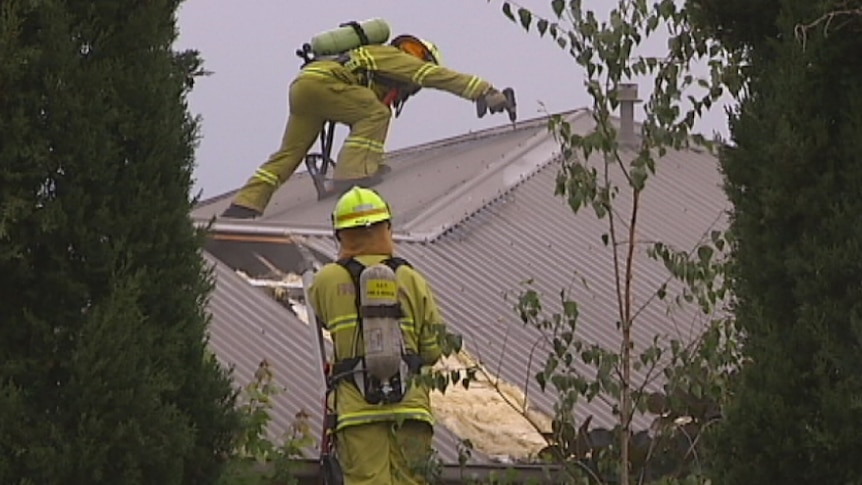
[480,88,511,113]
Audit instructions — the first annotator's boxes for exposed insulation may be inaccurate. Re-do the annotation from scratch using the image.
[430,351,552,462]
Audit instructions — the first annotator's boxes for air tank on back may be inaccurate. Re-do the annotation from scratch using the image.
[310,18,391,57]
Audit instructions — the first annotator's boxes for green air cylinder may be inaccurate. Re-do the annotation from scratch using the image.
[309,18,391,57]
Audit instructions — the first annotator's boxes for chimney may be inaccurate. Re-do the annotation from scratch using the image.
[617,83,640,147]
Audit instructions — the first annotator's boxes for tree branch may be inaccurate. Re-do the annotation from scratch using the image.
[630,210,726,324]
[794,4,862,48]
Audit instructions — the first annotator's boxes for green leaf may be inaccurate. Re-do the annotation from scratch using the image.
[537,19,549,37]
[631,165,648,190]
[658,0,675,19]
[563,300,579,320]
[556,36,567,50]
[552,0,565,18]
[610,9,622,30]
[502,2,515,22]
[646,14,659,34]
[536,371,547,392]
[517,7,532,30]
[697,245,714,263]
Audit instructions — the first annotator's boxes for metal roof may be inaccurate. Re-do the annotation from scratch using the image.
[204,251,486,465]
[199,109,730,457]
[193,111,595,242]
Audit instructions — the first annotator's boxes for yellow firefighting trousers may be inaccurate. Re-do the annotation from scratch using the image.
[337,420,434,485]
[231,75,391,213]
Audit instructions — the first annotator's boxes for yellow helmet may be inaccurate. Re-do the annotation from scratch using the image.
[331,186,392,230]
[391,34,442,65]
[420,39,443,66]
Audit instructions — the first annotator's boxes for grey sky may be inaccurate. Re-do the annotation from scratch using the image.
[176,0,731,199]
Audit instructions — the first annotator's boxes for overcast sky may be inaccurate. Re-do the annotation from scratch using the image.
[176,0,731,199]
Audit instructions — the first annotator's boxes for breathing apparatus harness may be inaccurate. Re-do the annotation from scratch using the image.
[295,21,424,118]
[328,256,424,405]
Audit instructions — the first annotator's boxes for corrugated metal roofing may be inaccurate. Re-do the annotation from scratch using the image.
[394,144,728,430]
[192,112,594,241]
[204,252,486,465]
[199,109,730,458]
[299,141,728,431]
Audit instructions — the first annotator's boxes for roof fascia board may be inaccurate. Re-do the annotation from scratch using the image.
[195,220,435,244]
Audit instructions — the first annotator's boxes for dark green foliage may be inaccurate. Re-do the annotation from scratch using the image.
[686,0,780,51]
[0,1,240,484]
[705,2,862,483]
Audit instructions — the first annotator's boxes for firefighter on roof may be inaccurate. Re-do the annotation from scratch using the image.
[309,187,446,485]
[221,30,514,219]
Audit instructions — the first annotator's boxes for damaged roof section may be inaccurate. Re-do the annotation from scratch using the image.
[198,109,730,463]
[204,251,489,465]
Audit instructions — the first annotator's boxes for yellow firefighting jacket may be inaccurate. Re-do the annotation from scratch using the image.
[308,254,445,431]
[298,44,492,104]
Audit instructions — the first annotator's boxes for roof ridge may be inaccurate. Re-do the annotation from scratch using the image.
[384,109,582,160]
[397,110,591,243]
[193,110,585,209]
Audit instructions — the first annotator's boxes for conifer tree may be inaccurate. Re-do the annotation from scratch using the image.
[692,1,862,482]
[0,2,240,483]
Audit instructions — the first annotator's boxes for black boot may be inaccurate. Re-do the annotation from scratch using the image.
[220,203,261,219]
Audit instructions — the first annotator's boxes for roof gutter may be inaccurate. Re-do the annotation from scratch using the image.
[195,220,334,239]
[193,220,445,244]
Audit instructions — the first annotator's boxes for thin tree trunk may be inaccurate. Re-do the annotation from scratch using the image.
[620,188,641,485]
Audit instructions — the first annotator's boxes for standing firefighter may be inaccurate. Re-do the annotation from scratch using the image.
[309,187,445,485]
[221,20,515,219]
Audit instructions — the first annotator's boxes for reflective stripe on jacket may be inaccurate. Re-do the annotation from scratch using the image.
[297,45,492,103]
[309,254,445,431]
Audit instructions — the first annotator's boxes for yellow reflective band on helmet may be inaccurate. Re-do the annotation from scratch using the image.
[332,187,392,230]
[420,39,442,65]
[253,168,279,186]
[335,206,389,225]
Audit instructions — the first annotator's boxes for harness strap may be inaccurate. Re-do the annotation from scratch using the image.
[339,21,370,46]
[361,304,402,318]
[334,47,421,114]
[329,355,423,386]
[330,357,361,386]
[330,256,419,388]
